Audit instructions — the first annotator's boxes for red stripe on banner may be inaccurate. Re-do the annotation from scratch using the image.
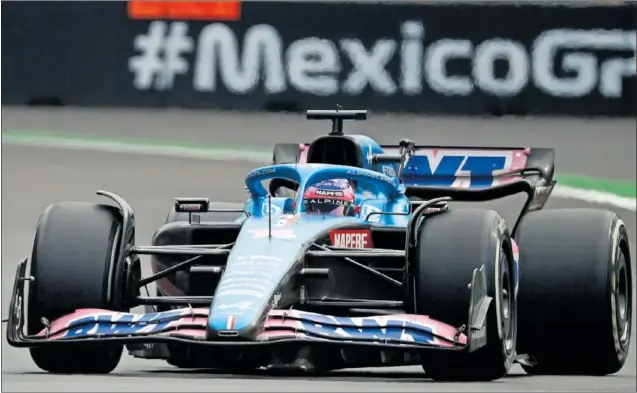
[127,1,241,21]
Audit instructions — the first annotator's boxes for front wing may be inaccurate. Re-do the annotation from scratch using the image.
[7,258,491,355]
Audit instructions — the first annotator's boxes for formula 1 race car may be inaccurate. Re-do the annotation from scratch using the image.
[6,108,632,381]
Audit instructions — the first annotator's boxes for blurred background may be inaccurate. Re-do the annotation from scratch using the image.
[1,1,636,392]
[2,0,636,115]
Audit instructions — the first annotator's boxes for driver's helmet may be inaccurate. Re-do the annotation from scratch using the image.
[303,179,356,216]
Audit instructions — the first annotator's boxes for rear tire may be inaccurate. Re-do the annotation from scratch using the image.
[414,209,517,381]
[516,209,632,375]
[28,202,125,374]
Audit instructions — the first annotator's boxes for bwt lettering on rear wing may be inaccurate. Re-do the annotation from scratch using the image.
[379,146,555,190]
[378,146,556,212]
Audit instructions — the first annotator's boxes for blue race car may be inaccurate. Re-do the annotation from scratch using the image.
[7,108,632,381]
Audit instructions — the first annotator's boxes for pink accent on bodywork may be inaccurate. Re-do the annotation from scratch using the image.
[299,144,309,163]
[508,149,530,182]
[263,310,466,346]
[35,308,466,346]
[511,239,520,261]
[37,308,210,339]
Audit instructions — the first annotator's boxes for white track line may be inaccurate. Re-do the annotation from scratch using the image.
[552,185,636,211]
[2,136,273,163]
[3,136,635,211]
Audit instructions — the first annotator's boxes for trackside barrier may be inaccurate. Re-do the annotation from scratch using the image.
[2,1,635,116]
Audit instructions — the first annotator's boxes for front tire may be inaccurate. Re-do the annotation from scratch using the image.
[28,202,125,374]
[414,209,517,381]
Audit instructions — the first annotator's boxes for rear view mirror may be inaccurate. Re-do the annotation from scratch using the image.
[174,198,210,213]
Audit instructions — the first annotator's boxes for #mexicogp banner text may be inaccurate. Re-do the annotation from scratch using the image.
[2,1,635,116]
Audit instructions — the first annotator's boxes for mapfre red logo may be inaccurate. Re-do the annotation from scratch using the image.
[329,230,374,249]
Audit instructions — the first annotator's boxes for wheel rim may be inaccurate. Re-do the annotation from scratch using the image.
[500,246,516,355]
[615,248,632,352]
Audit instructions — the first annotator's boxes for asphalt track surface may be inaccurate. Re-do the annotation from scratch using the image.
[1,108,636,392]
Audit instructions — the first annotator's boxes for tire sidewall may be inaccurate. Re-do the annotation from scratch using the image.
[492,216,517,371]
[609,218,632,365]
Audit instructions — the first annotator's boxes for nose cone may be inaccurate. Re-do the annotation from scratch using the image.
[206,217,303,340]
[206,252,290,339]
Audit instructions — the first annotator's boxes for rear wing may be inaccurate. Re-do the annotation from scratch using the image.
[380,145,554,185]
[377,145,556,211]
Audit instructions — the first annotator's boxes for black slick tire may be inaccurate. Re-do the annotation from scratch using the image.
[414,209,517,381]
[516,209,632,375]
[27,202,125,374]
